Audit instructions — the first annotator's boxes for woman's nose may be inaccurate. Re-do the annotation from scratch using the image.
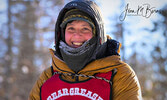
[73,30,82,37]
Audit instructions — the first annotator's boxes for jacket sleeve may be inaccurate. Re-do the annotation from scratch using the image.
[112,64,142,100]
[28,67,53,100]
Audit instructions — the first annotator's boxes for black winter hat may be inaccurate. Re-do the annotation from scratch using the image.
[60,9,96,35]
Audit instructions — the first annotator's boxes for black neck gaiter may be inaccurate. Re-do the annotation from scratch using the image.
[59,37,97,73]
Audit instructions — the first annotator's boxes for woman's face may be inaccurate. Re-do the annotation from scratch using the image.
[65,20,93,48]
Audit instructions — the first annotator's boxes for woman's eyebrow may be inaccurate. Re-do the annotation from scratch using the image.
[82,24,91,27]
[66,23,74,26]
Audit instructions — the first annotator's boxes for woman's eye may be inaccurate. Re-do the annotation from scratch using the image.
[82,27,92,32]
[67,27,74,30]
[83,28,89,30]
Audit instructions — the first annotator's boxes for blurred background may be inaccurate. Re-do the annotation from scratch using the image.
[0,0,167,100]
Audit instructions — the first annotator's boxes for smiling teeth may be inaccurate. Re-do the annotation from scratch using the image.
[73,42,83,46]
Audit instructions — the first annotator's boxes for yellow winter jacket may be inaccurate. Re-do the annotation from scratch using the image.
[28,49,142,100]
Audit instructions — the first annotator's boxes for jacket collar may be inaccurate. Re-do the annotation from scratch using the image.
[50,48,123,82]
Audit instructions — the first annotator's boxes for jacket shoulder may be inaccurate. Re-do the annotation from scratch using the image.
[28,67,53,100]
[112,63,142,100]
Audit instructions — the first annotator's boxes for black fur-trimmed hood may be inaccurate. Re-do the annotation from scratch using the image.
[54,0,106,57]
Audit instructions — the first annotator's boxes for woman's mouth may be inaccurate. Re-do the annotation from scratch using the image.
[72,42,84,48]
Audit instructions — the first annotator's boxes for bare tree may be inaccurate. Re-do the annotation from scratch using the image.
[2,0,13,99]
[150,6,167,100]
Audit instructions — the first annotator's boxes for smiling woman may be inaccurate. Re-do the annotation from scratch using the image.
[65,20,93,48]
[29,0,142,100]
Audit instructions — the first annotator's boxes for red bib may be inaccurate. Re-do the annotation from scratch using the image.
[40,71,113,100]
